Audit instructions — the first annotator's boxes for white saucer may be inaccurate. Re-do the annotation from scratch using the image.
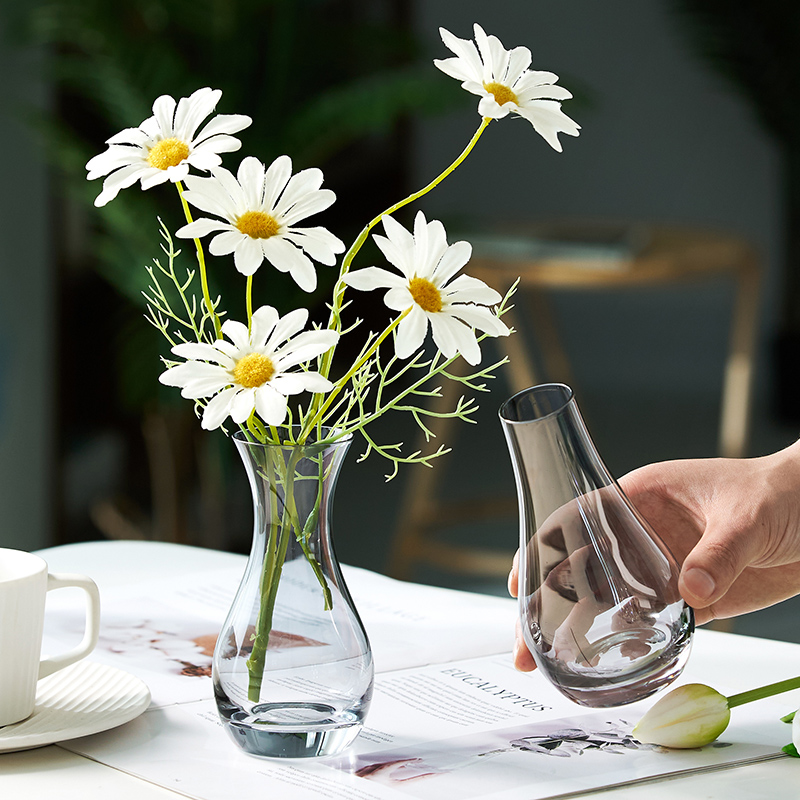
[0,660,151,753]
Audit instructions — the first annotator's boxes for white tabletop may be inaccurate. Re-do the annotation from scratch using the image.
[0,541,798,799]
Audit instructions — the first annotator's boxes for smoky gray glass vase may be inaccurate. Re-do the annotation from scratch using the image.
[500,384,693,707]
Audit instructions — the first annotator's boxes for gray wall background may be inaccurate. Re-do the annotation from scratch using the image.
[0,24,52,551]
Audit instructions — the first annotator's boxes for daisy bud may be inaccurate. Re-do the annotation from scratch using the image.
[632,684,730,749]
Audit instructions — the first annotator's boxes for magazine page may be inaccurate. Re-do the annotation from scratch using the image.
[62,648,788,800]
[41,564,517,707]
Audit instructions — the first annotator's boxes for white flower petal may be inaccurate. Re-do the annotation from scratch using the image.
[230,387,257,423]
[433,55,476,84]
[395,305,428,359]
[221,319,251,351]
[381,213,415,252]
[173,87,221,139]
[373,232,413,278]
[442,273,502,305]
[291,372,334,393]
[249,305,280,348]
[516,82,574,103]
[152,94,178,136]
[254,385,288,426]
[262,237,317,292]
[182,180,237,220]
[271,372,333,395]
[208,229,245,255]
[180,372,233,399]
[505,46,532,86]
[446,303,510,337]
[478,94,512,119]
[171,341,232,365]
[342,266,405,292]
[86,146,145,177]
[514,101,581,152]
[268,373,307,395]
[263,155,293,211]
[93,164,151,206]
[474,24,505,83]
[279,188,336,227]
[177,218,231,240]
[437,27,484,80]
[384,286,414,312]
[237,157,267,209]
[232,236,266,276]
[283,227,345,265]
[193,113,252,144]
[105,127,152,147]
[431,313,481,365]
[273,329,339,370]
[201,386,238,430]
[432,240,472,286]
[185,150,223,171]
[140,166,181,190]
[514,69,562,91]
[273,167,324,216]
[263,307,310,352]
[158,360,207,388]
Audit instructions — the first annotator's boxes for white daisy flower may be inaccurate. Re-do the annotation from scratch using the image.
[434,24,580,152]
[342,211,509,365]
[158,305,339,430]
[175,156,345,292]
[86,87,251,207]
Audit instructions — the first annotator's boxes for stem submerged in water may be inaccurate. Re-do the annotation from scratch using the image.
[244,444,332,702]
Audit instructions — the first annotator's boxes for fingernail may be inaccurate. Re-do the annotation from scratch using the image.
[682,567,716,601]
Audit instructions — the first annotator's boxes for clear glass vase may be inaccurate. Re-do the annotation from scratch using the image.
[500,384,693,707]
[212,430,373,758]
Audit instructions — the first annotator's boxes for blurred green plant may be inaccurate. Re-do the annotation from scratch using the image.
[5,0,463,409]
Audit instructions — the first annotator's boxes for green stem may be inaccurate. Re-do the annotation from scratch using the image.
[316,116,492,383]
[243,446,333,701]
[245,447,299,702]
[727,675,800,708]
[246,274,254,332]
[176,181,221,339]
[299,308,410,441]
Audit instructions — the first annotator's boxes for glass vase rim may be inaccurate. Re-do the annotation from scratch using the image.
[232,426,353,450]
[499,382,575,425]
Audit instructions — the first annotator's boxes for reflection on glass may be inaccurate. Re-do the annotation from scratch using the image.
[500,384,693,707]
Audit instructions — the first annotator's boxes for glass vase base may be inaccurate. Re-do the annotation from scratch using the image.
[534,623,693,708]
[221,702,363,758]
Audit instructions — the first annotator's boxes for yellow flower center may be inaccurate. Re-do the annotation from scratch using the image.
[409,277,442,313]
[484,81,518,107]
[233,353,275,388]
[147,137,191,170]
[236,211,280,239]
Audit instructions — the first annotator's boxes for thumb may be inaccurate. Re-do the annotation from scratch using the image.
[678,522,761,609]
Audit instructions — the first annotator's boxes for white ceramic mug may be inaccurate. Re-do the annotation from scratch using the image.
[0,548,101,727]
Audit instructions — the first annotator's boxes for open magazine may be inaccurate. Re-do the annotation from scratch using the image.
[44,566,792,800]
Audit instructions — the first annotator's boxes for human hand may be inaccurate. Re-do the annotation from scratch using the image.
[509,440,800,671]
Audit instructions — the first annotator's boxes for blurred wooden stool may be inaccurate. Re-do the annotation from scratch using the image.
[387,221,762,581]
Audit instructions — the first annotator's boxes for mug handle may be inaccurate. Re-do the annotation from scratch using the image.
[38,573,101,680]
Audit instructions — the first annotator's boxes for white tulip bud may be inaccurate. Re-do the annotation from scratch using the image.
[633,683,730,749]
